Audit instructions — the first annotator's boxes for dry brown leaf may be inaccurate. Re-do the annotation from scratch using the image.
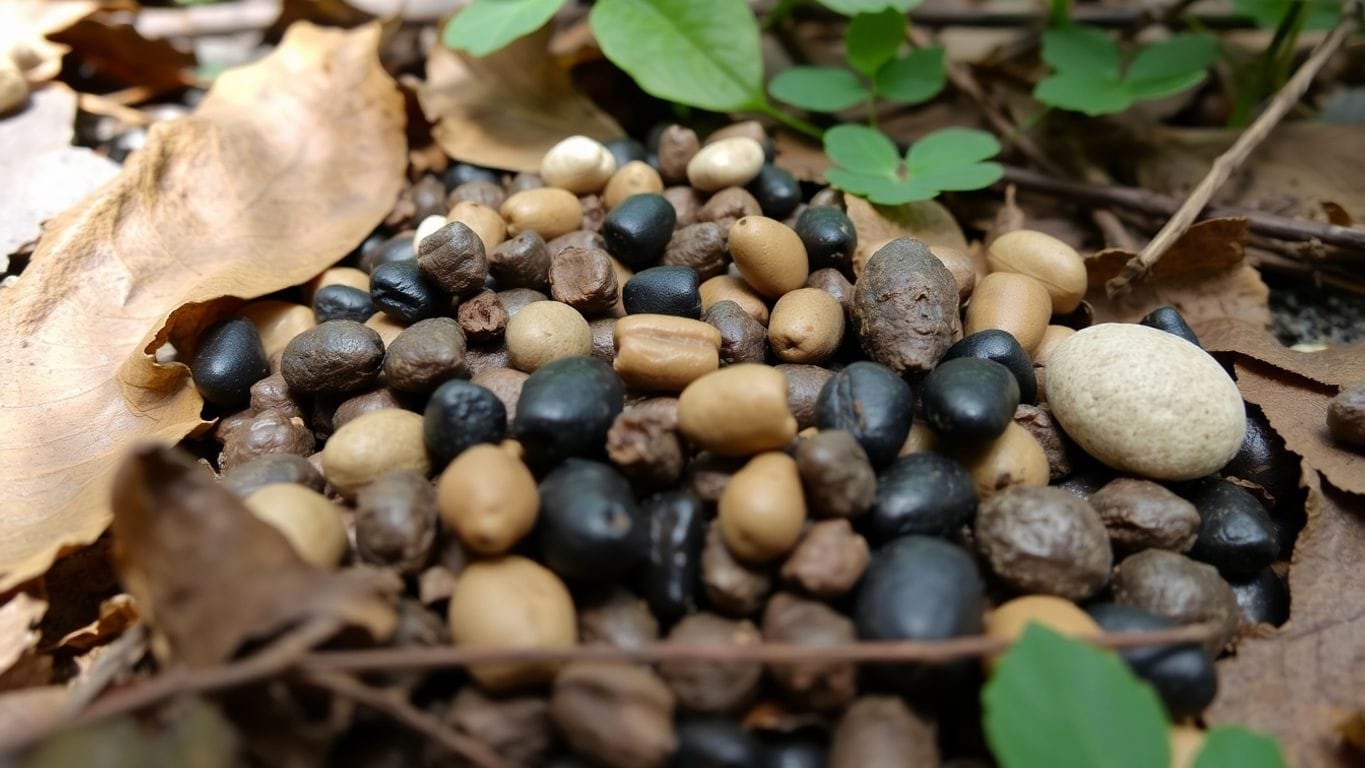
[0,594,47,682]
[49,13,195,93]
[112,445,397,668]
[773,129,829,182]
[1206,471,1365,766]
[0,84,120,258]
[1083,218,1270,329]
[0,22,406,592]
[53,594,138,653]
[0,685,70,751]
[1201,318,1365,388]
[845,195,969,272]
[419,26,621,172]
[0,1,98,82]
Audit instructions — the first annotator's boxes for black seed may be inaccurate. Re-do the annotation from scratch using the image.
[538,459,646,583]
[443,162,501,189]
[866,452,977,541]
[371,259,439,324]
[1228,567,1289,627]
[313,284,376,323]
[746,163,801,219]
[1087,602,1217,719]
[622,265,702,318]
[513,356,625,468]
[604,136,647,169]
[815,361,914,467]
[602,193,677,268]
[643,489,706,623]
[1140,305,1201,347]
[940,329,1037,404]
[794,206,857,274]
[921,357,1020,443]
[1183,477,1279,578]
[422,379,506,468]
[191,317,270,407]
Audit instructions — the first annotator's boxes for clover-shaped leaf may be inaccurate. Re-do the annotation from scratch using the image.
[875,45,946,104]
[443,0,568,57]
[824,125,1002,204]
[1035,28,1218,116]
[816,0,922,15]
[768,66,870,112]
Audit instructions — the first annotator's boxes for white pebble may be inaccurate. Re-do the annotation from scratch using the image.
[540,135,616,194]
[413,214,447,252]
[686,137,764,192]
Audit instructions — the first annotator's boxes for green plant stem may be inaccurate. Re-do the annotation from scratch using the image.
[759,103,824,139]
[1229,0,1309,126]
[762,0,803,29]
[1049,0,1073,26]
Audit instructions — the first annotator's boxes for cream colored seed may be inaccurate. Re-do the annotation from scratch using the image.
[505,300,592,372]
[686,137,764,192]
[603,161,664,209]
[541,135,616,194]
[987,229,1087,314]
[699,274,769,326]
[613,314,721,391]
[243,484,348,568]
[321,409,430,499]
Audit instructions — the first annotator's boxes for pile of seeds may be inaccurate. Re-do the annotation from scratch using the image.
[187,124,1298,766]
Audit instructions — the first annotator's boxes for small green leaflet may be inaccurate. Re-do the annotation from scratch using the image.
[590,0,766,112]
[442,0,568,57]
[1230,0,1341,30]
[845,9,906,76]
[768,67,870,112]
[983,625,1171,768]
[816,0,922,15]
[875,46,946,103]
[1193,727,1288,768]
[823,124,1001,204]
[1034,27,1219,115]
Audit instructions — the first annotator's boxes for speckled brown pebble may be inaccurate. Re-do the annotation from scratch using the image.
[853,239,960,375]
[763,592,858,710]
[1113,549,1239,653]
[1013,404,1071,481]
[698,187,761,231]
[975,485,1112,600]
[466,345,512,376]
[607,399,685,488]
[657,125,700,184]
[456,289,508,343]
[578,588,661,649]
[703,300,767,366]
[489,230,551,289]
[281,320,385,395]
[781,519,869,598]
[550,246,619,314]
[1328,381,1365,446]
[688,455,743,505]
[701,521,772,616]
[382,317,468,393]
[220,410,313,472]
[796,430,875,519]
[354,470,438,574]
[1091,478,1200,553]
[447,687,553,767]
[417,220,488,296]
[778,364,835,431]
[658,613,763,712]
[831,696,940,768]
[551,663,676,768]
[663,222,727,280]
[471,367,527,424]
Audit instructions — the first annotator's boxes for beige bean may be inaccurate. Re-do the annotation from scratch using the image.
[898,421,939,456]
[677,364,797,456]
[505,300,592,372]
[413,214,448,251]
[929,244,977,302]
[1170,727,1206,768]
[303,266,370,304]
[437,444,538,555]
[603,161,664,209]
[987,229,1087,313]
[718,452,806,563]
[768,288,844,364]
[687,137,765,192]
[965,272,1052,354]
[541,135,616,193]
[241,300,315,361]
[244,484,348,568]
[501,188,584,240]
[728,216,809,299]
[449,556,577,691]
[321,409,430,498]
[949,421,1048,497]
[1032,324,1076,366]
[364,312,405,346]
[614,314,721,391]
[448,201,507,253]
[983,595,1100,670]
[699,275,769,326]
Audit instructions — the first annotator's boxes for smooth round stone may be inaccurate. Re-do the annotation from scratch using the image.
[1045,324,1245,481]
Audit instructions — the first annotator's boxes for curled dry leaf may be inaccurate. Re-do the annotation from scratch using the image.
[0,84,120,259]
[844,194,969,272]
[0,594,47,683]
[112,445,398,668]
[1206,471,1365,766]
[419,26,622,172]
[48,13,195,94]
[0,0,98,83]
[54,593,139,654]
[1201,317,1365,389]
[0,22,406,592]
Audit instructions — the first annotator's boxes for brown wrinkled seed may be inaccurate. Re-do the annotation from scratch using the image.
[448,179,506,209]
[781,519,869,599]
[249,372,302,421]
[607,399,685,489]
[703,300,767,366]
[447,687,554,767]
[471,367,527,424]
[663,222,728,280]
[354,470,438,574]
[551,663,677,768]
[688,454,743,505]
[796,430,875,519]
[589,317,617,362]
[550,246,619,314]
[1013,404,1072,481]
[281,320,385,395]
[457,289,508,343]
[698,187,761,231]
[578,588,661,649]
[220,453,324,498]
[831,696,941,768]
[662,185,703,227]
[778,364,834,431]
[701,520,772,616]
[220,410,313,473]
[614,314,721,391]
[658,613,763,713]
[806,268,854,315]
[546,229,607,257]
[762,592,858,710]
[1091,478,1201,553]
[382,317,468,393]
[853,238,960,375]
[418,220,488,296]
[657,124,700,184]
[332,388,406,431]
[974,485,1112,600]
[1113,549,1239,653]
[489,230,551,289]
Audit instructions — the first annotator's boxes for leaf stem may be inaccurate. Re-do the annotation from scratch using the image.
[760,104,824,140]
[762,0,803,29]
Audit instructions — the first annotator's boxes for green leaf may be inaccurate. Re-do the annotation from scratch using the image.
[1193,727,1288,768]
[874,46,946,104]
[906,128,999,174]
[817,0,921,15]
[983,625,1171,768]
[824,124,899,175]
[590,0,765,112]
[1124,70,1209,101]
[768,66,871,112]
[1041,26,1121,79]
[825,168,932,204]
[1230,0,1341,30]
[1127,33,1219,85]
[845,9,907,77]
[1034,72,1133,115]
[442,0,568,57]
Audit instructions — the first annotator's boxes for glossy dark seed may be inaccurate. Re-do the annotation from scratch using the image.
[1184,477,1279,578]
[940,329,1036,404]
[1222,404,1300,511]
[921,358,1020,443]
[422,379,507,467]
[623,265,703,318]
[815,361,914,467]
[280,320,385,395]
[794,206,856,274]
[313,284,376,324]
[604,136,647,169]
[513,356,625,467]
[538,459,646,583]
[191,317,270,407]
[866,452,977,542]
[443,162,501,189]
[1086,602,1217,719]
[359,232,416,273]
[644,489,706,624]
[1228,567,1289,627]
[602,193,677,268]
[370,259,439,324]
[746,163,801,219]
[673,717,762,768]
[1139,305,1201,347]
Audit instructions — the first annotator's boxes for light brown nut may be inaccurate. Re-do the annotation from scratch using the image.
[551,663,676,768]
[898,421,940,456]
[505,300,592,372]
[983,595,1100,670]
[677,364,797,456]
[965,272,1052,354]
[929,244,977,302]
[780,518,868,598]
[243,484,348,568]
[762,592,857,711]
[768,287,844,364]
[303,266,370,304]
[718,452,806,563]
[541,135,616,194]
[447,179,506,210]
[728,216,809,299]
[699,274,769,326]
[706,121,769,147]
[438,443,538,555]
[686,137,765,192]
[613,314,721,392]
[501,188,584,240]
[948,421,1048,497]
[987,229,1087,313]
[321,409,430,498]
[449,556,577,690]
[448,200,507,253]
[550,246,619,314]
[241,300,315,362]
[413,214,448,251]
[1032,324,1076,366]
[363,312,404,346]
[603,161,664,209]
[657,125,700,185]
[698,187,761,231]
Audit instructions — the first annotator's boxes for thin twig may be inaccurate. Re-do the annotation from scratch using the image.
[299,671,511,768]
[1000,165,1365,253]
[1106,1,1362,296]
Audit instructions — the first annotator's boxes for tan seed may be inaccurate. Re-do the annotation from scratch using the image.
[728,216,809,299]
[448,201,507,253]
[614,314,722,391]
[699,274,769,326]
[677,364,797,456]
[603,161,665,209]
[987,229,1087,313]
[965,272,1053,354]
[321,409,430,498]
[243,484,348,568]
[768,288,844,364]
[437,444,539,555]
[718,452,806,563]
[501,188,584,240]
[505,300,592,372]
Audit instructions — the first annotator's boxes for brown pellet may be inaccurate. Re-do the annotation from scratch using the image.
[447,179,506,209]
[703,300,767,366]
[606,398,685,488]
[699,275,769,326]
[656,125,700,184]
[777,364,833,431]
[781,519,869,599]
[795,430,875,519]
[457,289,508,343]
[658,613,762,713]
[550,246,619,314]
[489,230,551,289]
[382,317,468,393]
[663,222,728,280]
[762,592,858,710]
[697,187,761,231]
[354,469,438,574]
[700,520,773,616]
[417,220,488,297]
